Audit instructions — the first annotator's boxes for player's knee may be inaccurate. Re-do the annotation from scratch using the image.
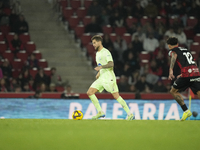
[87,90,93,96]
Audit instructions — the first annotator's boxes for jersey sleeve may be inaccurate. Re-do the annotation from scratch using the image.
[105,50,113,63]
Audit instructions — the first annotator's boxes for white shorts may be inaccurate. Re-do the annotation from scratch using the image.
[90,78,119,93]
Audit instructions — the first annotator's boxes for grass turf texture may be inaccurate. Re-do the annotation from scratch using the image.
[0,119,199,150]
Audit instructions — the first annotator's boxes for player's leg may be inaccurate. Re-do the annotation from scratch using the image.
[197,91,200,99]
[112,92,135,120]
[170,87,192,121]
[87,81,105,119]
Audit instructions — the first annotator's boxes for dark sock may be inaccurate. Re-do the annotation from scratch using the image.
[181,104,188,111]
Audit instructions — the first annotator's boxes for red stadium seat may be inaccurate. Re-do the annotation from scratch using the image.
[19,33,30,44]
[86,43,95,56]
[3,8,12,15]
[80,33,92,47]
[25,41,36,54]
[56,86,65,92]
[16,51,28,62]
[74,25,85,38]
[0,25,10,36]
[126,16,138,28]
[114,27,127,36]
[11,59,24,70]
[140,16,152,26]
[12,69,21,78]
[139,51,151,60]
[122,33,132,44]
[109,33,117,42]
[38,59,48,68]
[2,51,14,63]
[169,16,180,26]
[0,41,7,54]
[102,25,113,34]
[140,59,149,66]
[155,16,166,25]
[76,7,87,19]
[183,29,194,39]
[82,16,92,25]
[70,0,81,11]
[0,32,4,41]
[190,42,200,54]
[62,7,74,20]
[187,16,198,28]
[6,32,15,44]
[194,34,200,43]
[29,68,38,79]
[33,50,42,59]
[84,0,93,9]
[44,67,51,76]
[68,16,80,29]
[59,0,68,10]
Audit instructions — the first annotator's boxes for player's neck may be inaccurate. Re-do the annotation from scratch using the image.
[97,45,103,52]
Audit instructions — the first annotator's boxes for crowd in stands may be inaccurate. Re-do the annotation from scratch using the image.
[59,0,200,93]
[0,0,69,93]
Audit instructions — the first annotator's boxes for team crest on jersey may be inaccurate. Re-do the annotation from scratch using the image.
[98,63,102,66]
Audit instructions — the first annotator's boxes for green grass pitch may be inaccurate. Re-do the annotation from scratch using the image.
[0,119,199,150]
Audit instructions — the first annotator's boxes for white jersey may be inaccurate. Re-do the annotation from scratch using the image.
[96,48,116,82]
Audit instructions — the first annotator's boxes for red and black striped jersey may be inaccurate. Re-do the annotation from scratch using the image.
[168,47,200,77]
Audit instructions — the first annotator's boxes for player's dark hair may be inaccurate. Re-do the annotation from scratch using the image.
[166,37,178,45]
[91,35,103,43]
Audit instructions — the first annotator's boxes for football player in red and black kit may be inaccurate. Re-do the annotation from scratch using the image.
[167,37,200,121]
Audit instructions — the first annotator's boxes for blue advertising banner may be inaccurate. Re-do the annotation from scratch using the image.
[0,99,199,120]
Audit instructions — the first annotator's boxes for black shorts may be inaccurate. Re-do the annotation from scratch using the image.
[173,76,200,95]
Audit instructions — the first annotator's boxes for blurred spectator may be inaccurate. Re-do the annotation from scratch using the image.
[120,63,132,77]
[118,75,129,92]
[108,46,118,63]
[143,34,159,52]
[28,90,42,99]
[10,33,23,54]
[28,77,35,91]
[149,59,163,76]
[103,34,113,49]
[113,0,127,19]
[85,16,102,34]
[50,67,68,86]
[27,53,39,69]
[193,20,200,34]
[109,11,124,27]
[128,70,140,85]
[164,26,176,37]
[87,0,102,17]
[143,1,158,18]
[22,82,31,92]
[49,83,57,92]
[14,15,29,34]
[123,43,134,61]
[14,84,22,93]
[10,78,18,92]
[9,9,19,32]
[100,8,110,26]
[132,1,144,19]
[140,0,149,8]
[124,51,140,72]
[135,74,151,93]
[113,35,127,61]
[159,1,168,18]
[39,82,48,92]
[127,23,137,35]
[176,27,187,45]
[0,78,9,92]
[0,59,12,78]
[21,68,32,87]
[34,67,50,90]
[0,8,9,26]
[153,80,168,93]
[61,85,79,99]
[129,84,137,92]
[131,26,146,42]
[0,67,3,79]
[132,35,143,55]
[155,22,166,40]
[143,65,159,85]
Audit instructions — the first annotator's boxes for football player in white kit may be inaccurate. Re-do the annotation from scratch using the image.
[87,35,134,120]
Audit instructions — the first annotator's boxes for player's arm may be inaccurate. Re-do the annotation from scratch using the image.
[94,61,114,71]
[168,52,177,80]
[96,71,100,79]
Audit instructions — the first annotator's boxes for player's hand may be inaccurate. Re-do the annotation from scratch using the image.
[177,74,182,79]
[96,73,100,79]
[168,74,175,80]
[94,66,102,71]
